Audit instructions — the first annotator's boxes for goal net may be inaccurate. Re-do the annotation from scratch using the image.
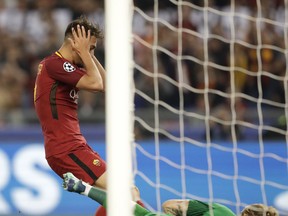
[131,0,288,215]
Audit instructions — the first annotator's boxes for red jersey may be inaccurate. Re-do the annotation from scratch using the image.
[34,52,87,158]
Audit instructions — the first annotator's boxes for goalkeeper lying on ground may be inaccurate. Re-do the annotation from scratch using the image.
[62,172,278,216]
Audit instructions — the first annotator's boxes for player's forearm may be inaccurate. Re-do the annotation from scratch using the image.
[80,51,104,91]
[92,55,105,90]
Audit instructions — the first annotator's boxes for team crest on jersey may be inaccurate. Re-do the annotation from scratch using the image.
[93,159,101,166]
[63,62,76,72]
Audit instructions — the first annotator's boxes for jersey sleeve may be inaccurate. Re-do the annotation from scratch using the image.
[187,200,210,216]
[45,57,85,87]
[187,200,236,216]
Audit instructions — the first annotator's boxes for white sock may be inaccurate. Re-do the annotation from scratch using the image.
[80,181,92,196]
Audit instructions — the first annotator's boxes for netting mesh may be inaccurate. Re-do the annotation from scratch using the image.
[132,0,288,215]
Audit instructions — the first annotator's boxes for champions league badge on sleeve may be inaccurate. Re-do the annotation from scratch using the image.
[63,62,76,72]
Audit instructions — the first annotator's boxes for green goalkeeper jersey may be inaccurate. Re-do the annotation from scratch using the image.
[187,200,236,216]
[134,204,170,216]
[134,199,236,216]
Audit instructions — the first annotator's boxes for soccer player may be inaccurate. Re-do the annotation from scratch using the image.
[63,172,169,216]
[162,199,235,216]
[63,172,279,216]
[162,200,277,216]
[34,16,144,215]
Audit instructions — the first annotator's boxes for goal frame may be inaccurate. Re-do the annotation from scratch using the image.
[105,0,134,215]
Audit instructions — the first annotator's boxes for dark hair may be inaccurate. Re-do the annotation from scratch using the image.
[64,15,103,39]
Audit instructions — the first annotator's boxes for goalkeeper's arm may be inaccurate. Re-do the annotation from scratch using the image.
[63,172,169,216]
[83,185,169,216]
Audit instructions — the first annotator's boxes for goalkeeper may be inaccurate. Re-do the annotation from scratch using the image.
[63,172,278,216]
[63,172,165,216]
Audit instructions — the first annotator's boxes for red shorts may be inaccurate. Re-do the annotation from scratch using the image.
[46,145,106,185]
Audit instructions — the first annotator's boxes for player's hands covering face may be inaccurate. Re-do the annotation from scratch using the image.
[69,25,91,55]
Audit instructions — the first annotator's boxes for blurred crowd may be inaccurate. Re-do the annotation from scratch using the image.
[134,0,286,108]
[0,0,105,126]
[0,0,286,139]
[132,0,287,139]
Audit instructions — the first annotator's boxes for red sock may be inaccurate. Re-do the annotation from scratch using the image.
[95,205,106,216]
[136,200,146,208]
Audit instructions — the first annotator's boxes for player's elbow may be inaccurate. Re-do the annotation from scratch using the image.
[91,80,104,92]
[162,199,186,216]
[86,79,104,92]
[76,76,104,92]
[162,200,175,213]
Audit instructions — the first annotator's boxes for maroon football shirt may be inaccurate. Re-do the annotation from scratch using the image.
[34,52,87,158]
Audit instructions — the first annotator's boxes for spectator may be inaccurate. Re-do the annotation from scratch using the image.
[0,0,285,140]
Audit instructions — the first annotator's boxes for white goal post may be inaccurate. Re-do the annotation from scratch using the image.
[105,0,134,216]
